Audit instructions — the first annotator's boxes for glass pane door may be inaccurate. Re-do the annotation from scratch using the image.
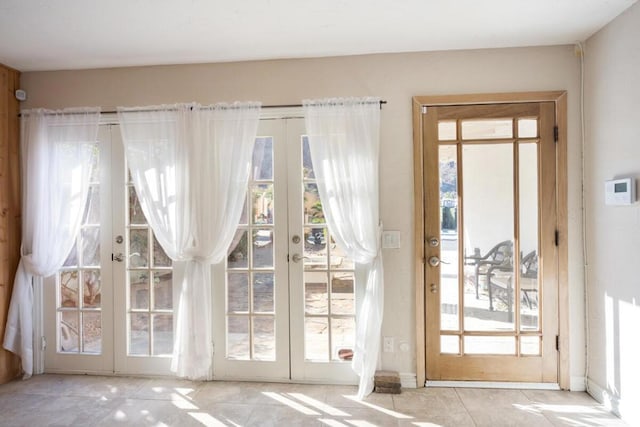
[112,126,174,376]
[212,119,290,380]
[45,125,177,376]
[213,117,358,384]
[425,102,558,382]
[289,121,358,383]
[44,126,114,374]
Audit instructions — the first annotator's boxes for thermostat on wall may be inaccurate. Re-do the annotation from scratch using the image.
[605,178,635,206]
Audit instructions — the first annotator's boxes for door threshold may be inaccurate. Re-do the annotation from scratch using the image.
[426,380,560,390]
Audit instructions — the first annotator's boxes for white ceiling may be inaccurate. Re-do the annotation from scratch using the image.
[0,0,637,72]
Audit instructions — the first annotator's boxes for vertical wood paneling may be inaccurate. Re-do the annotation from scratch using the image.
[0,63,21,384]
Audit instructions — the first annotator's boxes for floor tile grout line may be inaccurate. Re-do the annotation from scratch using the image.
[453,387,479,427]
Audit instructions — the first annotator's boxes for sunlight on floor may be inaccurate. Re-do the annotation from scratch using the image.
[514,403,604,415]
[262,391,322,415]
[0,375,629,426]
[188,412,233,427]
[344,394,414,419]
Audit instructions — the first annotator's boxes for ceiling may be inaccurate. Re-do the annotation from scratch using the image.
[0,0,637,72]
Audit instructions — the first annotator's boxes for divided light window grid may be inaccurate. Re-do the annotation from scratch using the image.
[225,136,276,361]
[301,137,356,362]
[56,147,102,354]
[126,169,174,357]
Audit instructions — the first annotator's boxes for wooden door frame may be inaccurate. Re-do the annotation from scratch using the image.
[412,91,569,389]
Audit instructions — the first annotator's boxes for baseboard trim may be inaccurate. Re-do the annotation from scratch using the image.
[426,380,560,390]
[587,378,640,425]
[570,375,586,391]
[400,372,417,388]
[587,378,619,415]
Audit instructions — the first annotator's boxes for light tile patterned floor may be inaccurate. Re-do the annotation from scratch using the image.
[0,374,628,426]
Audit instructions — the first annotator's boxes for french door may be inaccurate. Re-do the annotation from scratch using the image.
[44,117,359,384]
[213,117,359,384]
[420,101,559,382]
[44,124,174,375]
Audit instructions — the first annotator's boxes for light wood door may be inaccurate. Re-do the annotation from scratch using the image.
[423,102,559,382]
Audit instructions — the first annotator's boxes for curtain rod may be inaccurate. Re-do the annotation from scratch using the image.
[104,100,386,113]
[19,100,387,116]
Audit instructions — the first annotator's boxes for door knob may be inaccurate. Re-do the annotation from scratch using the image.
[291,253,309,263]
[112,253,124,262]
[428,256,440,267]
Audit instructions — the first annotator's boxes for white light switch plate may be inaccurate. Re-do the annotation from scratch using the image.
[382,230,401,249]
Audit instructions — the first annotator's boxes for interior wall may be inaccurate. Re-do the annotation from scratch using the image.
[19,46,584,386]
[584,2,640,423]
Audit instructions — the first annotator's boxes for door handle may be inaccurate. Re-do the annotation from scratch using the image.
[428,256,440,267]
[112,253,124,262]
[291,253,309,263]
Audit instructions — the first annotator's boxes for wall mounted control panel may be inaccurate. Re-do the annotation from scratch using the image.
[605,178,635,206]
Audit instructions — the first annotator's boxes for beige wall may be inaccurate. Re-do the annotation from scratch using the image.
[20,45,585,385]
[585,2,640,423]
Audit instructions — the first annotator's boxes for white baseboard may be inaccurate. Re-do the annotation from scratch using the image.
[587,378,640,426]
[570,375,586,391]
[587,379,620,415]
[399,372,417,388]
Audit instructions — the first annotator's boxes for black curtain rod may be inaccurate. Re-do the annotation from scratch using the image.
[19,100,387,116]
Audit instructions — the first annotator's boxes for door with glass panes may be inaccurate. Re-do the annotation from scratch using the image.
[213,117,359,383]
[44,124,175,375]
[44,118,358,383]
[421,101,559,383]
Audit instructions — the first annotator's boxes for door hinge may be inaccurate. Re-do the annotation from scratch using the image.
[556,335,560,351]
[553,125,559,143]
[41,336,47,351]
[422,105,428,114]
[554,230,559,246]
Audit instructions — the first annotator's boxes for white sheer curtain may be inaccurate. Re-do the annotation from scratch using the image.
[303,97,383,399]
[3,108,100,378]
[117,102,260,380]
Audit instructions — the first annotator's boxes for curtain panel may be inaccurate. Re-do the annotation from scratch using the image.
[3,108,101,378]
[303,97,383,399]
[117,102,260,380]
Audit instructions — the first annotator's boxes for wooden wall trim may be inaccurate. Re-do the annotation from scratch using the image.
[0,64,22,384]
[556,92,570,390]
[413,91,567,107]
[412,98,426,387]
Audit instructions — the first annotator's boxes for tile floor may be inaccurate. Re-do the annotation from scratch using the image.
[0,374,628,426]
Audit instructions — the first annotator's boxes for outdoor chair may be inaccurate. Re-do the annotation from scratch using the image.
[520,250,539,309]
[486,250,539,321]
[465,240,513,299]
